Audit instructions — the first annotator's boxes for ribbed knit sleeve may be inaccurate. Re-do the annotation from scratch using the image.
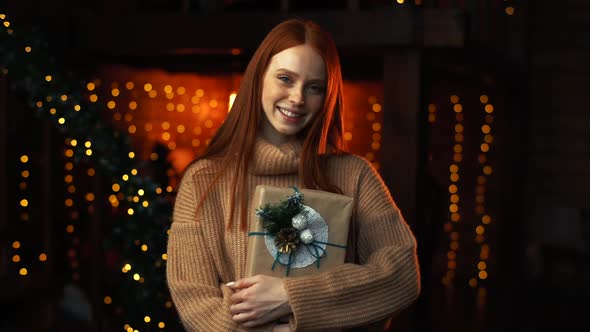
[283,158,421,331]
[166,162,273,332]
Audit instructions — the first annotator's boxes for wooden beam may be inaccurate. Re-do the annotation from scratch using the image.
[73,9,463,56]
[380,51,421,225]
[0,75,6,277]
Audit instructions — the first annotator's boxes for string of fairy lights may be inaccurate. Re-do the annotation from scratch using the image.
[14,155,29,276]
[441,94,465,286]
[468,95,495,307]
[364,96,384,169]
[11,153,50,276]
[64,141,80,282]
[430,92,496,295]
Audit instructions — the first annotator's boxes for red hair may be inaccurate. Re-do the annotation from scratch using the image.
[194,18,346,230]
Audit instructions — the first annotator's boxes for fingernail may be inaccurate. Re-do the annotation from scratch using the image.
[226,281,235,287]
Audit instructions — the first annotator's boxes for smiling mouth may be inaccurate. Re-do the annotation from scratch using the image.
[277,107,304,119]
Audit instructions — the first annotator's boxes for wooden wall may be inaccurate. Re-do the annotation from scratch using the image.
[527,0,590,208]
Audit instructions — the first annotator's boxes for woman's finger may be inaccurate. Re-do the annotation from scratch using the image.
[229,301,252,315]
[232,311,258,323]
[227,275,261,289]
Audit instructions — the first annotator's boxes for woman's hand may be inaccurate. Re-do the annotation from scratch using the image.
[227,275,292,327]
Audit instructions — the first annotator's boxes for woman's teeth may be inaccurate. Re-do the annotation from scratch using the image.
[278,107,303,118]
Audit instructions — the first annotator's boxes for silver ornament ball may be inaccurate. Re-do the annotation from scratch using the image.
[299,229,314,244]
[291,213,308,230]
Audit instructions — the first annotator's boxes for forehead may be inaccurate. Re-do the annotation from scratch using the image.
[267,44,326,79]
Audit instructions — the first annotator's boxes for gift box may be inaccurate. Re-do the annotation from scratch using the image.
[245,185,353,278]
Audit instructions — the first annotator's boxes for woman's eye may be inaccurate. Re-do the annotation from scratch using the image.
[306,85,324,94]
[278,76,291,84]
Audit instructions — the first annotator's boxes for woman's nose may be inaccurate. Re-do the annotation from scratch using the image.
[288,87,304,106]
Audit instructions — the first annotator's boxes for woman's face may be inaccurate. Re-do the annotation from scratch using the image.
[260,44,327,145]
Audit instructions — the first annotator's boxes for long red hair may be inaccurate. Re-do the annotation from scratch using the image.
[193,18,347,230]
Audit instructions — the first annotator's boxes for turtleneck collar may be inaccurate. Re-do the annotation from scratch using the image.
[249,137,301,175]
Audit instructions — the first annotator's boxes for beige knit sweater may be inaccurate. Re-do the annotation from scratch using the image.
[166,138,420,332]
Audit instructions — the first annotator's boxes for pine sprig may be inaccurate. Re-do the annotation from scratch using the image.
[256,189,304,235]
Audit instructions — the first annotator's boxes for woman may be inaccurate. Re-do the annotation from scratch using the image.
[166,18,420,331]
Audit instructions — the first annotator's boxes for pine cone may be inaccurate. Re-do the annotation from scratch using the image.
[275,227,300,254]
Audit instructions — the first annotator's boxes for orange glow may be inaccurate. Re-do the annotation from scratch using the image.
[428,114,436,123]
[371,142,381,151]
[476,225,485,235]
[478,154,487,164]
[475,195,485,203]
[476,185,486,194]
[229,92,237,111]
[443,222,452,232]
[477,176,487,184]
[97,65,383,171]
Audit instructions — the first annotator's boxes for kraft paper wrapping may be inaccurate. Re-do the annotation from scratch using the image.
[245,185,353,278]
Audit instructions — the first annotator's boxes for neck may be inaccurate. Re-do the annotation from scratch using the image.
[260,119,294,146]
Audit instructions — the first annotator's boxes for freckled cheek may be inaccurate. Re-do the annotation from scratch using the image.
[307,96,325,115]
